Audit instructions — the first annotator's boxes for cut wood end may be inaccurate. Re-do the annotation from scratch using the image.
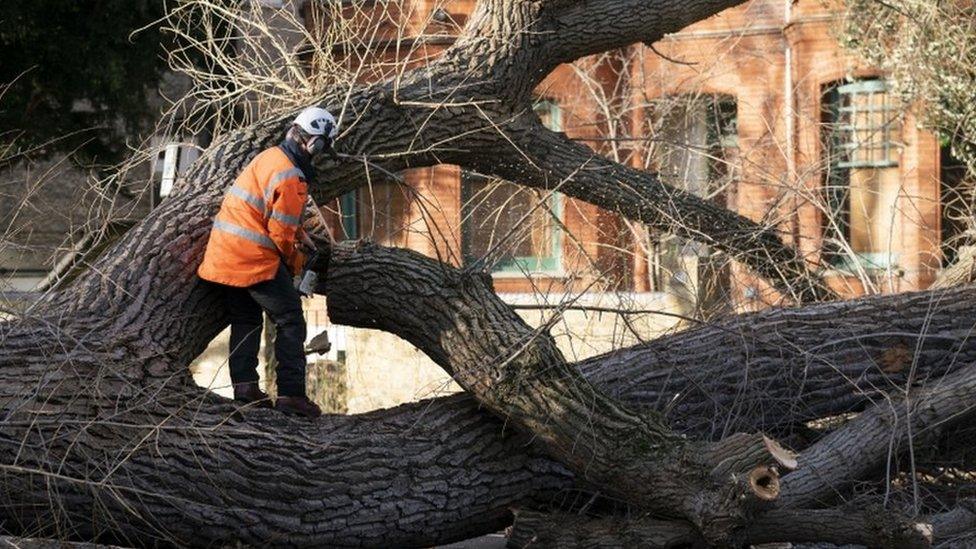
[914,522,933,544]
[748,465,780,501]
[763,435,798,471]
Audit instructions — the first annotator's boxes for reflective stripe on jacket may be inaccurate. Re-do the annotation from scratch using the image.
[198,147,307,287]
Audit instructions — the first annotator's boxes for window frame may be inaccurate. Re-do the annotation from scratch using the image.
[820,77,902,272]
[460,98,564,276]
[834,79,900,169]
[338,191,358,239]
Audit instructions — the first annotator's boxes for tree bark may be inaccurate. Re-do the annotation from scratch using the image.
[7,222,976,547]
[323,243,798,544]
[507,506,934,548]
[931,246,976,289]
[7,218,976,548]
[6,234,972,546]
[1,0,964,545]
[507,510,700,548]
[777,361,976,509]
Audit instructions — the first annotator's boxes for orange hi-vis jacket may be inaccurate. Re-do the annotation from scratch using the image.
[198,146,307,287]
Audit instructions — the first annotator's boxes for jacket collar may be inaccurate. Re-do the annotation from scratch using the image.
[278,137,316,183]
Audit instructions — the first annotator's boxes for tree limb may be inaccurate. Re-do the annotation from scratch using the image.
[465,117,833,302]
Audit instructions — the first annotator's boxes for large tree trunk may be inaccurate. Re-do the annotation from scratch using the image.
[1,0,966,546]
[3,237,972,546]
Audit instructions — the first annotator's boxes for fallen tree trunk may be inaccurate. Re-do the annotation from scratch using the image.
[507,510,700,548]
[323,242,801,544]
[4,240,972,547]
[504,345,976,547]
[582,282,976,440]
[2,0,969,545]
[507,506,934,548]
[0,324,569,546]
[778,361,976,509]
[0,241,786,547]
[1,282,757,547]
[323,243,976,543]
[326,244,976,444]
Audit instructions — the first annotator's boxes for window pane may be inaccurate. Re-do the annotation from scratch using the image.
[836,80,899,169]
[339,191,357,239]
[463,175,558,270]
[461,99,562,273]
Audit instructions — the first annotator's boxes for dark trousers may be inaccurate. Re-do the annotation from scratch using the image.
[223,263,307,397]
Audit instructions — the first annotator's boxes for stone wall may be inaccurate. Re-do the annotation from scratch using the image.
[192,292,684,413]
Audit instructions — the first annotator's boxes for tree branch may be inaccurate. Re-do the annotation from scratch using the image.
[778,361,976,509]
[463,116,833,302]
[507,506,933,548]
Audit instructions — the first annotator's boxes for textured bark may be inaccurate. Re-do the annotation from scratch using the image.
[0,0,960,546]
[740,507,932,547]
[0,330,569,546]
[6,220,976,548]
[0,539,124,549]
[6,234,971,546]
[931,246,976,289]
[583,282,976,440]
[507,507,933,549]
[5,229,974,547]
[323,243,793,543]
[929,500,976,546]
[778,361,976,509]
[507,510,700,548]
[326,244,976,445]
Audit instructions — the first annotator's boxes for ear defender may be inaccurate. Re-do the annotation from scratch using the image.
[308,136,326,155]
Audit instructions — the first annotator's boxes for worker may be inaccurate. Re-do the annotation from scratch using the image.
[197,106,338,419]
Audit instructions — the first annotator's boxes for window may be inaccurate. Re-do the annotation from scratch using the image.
[821,78,902,270]
[832,80,901,169]
[461,100,563,274]
[653,94,737,202]
[643,94,737,313]
[338,191,358,239]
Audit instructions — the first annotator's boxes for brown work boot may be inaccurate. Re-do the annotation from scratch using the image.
[233,382,272,409]
[275,395,322,419]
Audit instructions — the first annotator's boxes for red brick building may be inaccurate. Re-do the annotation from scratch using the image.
[191,0,956,412]
[313,0,947,310]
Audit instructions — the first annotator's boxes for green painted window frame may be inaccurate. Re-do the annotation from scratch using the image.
[821,77,902,270]
[834,79,900,169]
[461,99,564,275]
[339,191,357,239]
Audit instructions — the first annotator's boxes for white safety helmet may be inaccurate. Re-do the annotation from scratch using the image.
[293,106,338,140]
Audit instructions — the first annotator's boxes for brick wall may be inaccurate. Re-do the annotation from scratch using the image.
[263,0,947,411]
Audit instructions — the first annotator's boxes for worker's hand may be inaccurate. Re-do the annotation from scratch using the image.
[308,249,331,272]
[298,231,317,253]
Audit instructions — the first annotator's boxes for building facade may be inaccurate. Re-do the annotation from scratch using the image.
[129,1,958,411]
[312,0,944,302]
